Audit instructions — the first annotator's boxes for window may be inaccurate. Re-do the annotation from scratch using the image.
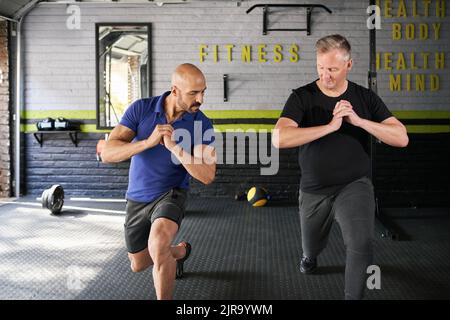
[96,23,151,129]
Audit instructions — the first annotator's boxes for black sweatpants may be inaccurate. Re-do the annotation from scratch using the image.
[298,176,375,300]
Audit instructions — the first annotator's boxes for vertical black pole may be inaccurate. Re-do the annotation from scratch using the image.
[369,0,377,182]
[223,74,228,102]
[369,1,399,240]
[263,6,268,35]
[306,7,312,36]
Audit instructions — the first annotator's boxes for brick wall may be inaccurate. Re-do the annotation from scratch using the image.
[374,133,450,208]
[24,131,450,208]
[0,21,10,198]
[16,1,450,208]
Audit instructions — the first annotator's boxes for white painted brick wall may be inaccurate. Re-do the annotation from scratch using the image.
[22,0,370,112]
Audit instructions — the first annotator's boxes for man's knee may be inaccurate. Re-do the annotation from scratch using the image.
[130,260,147,273]
[128,250,153,273]
[129,257,149,272]
[148,218,178,264]
[340,216,374,255]
[149,241,172,265]
[346,234,373,255]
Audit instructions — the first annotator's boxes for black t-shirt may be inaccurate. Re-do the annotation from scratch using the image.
[280,80,393,195]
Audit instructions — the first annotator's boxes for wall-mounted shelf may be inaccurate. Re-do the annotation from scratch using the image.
[246,4,332,35]
[28,131,79,147]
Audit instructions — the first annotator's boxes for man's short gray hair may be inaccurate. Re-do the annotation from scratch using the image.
[315,34,352,61]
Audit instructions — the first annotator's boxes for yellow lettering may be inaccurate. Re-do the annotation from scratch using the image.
[396,52,406,70]
[384,52,393,70]
[397,74,441,92]
[385,0,393,17]
[415,74,425,91]
[213,45,218,63]
[199,44,208,62]
[413,0,419,17]
[200,43,305,64]
[381,0,445,19]
[421,52,430,69]
[405,24,415,40]
[225,44,234,63]
[419,24,428,40]
[392,23,402,40]
[435,52,445,69]
[390,74,401,91]
[423,0,431,17]
[436,0,445,18]
[397,0,407,17]
[376,52,380,70]
[241,45,251,63]
[289,44,299,63]
[258,44,267,63]
[273,44,283,63]
[430,74,440,91]
[432,23,441,40]
[410,52,418,70]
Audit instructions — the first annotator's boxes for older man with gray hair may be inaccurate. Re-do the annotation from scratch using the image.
[273,34,408,299]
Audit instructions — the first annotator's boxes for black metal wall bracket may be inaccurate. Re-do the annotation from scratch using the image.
[32,131,79,148]
[246,4,332,35]
[368,71,378,89]
[223,74,229,102]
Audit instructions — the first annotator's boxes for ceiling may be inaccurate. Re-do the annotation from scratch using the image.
[0,0,211,21]
[0,0,41,20]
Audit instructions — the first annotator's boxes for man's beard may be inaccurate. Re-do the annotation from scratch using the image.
[179,97,201,113]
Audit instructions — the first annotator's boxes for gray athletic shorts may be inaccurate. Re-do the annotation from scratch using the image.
[124,188,187,254]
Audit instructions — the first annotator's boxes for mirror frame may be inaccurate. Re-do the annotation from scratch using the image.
[95,22,152,130]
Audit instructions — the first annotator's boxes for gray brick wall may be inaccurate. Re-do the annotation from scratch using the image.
[24,131,301,200]
[16,1,450,207]
[20,0,370,201]
[24,132,128,198]
[374,133,450,208]
[22,0,369,111]
[24,130,450,208]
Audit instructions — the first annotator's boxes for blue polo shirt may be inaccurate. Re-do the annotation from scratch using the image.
[120,91,215,203]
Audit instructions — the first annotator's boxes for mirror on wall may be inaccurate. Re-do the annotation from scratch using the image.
[96,23,151,129]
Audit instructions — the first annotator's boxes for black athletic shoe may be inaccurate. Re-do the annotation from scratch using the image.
[300,256,317,274]
[176,242,191,279]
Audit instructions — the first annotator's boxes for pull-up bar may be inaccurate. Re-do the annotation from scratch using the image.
[246,4,333,35]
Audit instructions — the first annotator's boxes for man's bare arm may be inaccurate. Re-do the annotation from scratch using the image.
[101,125,146,163]
[164,135,216,185]
[272,118,335,149]
[359,116,409,147]
[273,104,354,149]
[101,123,176,163]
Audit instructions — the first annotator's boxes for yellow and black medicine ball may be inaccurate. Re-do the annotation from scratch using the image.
[247,187,269,207]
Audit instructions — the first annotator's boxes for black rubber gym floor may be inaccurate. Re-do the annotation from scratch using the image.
[0,197,449,300]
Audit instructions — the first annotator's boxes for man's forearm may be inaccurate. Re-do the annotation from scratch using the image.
[359,119,408,147]
[273,125,334,148]
[169,144,215,185]
[101,139,149,163]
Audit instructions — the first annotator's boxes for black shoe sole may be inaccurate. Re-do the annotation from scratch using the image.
[176,242,191,279]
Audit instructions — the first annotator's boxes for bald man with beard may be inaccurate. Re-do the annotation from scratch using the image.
[102,63,216,300]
